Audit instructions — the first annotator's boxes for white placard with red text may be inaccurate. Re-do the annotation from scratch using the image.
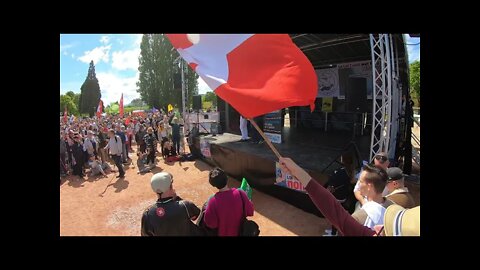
[275,162,307,193]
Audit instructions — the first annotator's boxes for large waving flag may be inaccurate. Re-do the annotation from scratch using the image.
[96,100,103,118]
[166,34,317,118]
[119,93,124,118]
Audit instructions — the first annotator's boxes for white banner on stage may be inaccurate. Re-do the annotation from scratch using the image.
[316,67,339,97]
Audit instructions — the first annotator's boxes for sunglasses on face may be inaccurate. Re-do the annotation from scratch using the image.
[375,155,388,162]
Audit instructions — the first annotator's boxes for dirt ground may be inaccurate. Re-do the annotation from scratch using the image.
[60,148,329,236]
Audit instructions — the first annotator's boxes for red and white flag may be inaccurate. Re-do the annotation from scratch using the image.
[119,93,124,118]
[166,34,317,118]
[96,99,103,118]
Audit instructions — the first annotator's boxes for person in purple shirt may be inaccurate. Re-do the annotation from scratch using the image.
[204,168,254,236]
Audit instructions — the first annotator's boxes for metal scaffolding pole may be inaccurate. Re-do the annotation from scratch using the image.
[388,34,400,162]
[181,60,186,115]
[369,34,393,162]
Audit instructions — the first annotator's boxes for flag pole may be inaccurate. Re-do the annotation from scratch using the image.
[248,118,282,160]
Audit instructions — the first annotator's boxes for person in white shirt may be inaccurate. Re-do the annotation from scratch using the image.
[351,163,394,229]
[83,130,98,158]
[105,129,125,178]
[353,152,390,210]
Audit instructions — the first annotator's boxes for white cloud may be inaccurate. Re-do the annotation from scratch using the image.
[111,49,141,71]
[63,51,68,55]
[71,53,75,58]
[97,72,140,105]
[60,43,74,52]
[100,35,110,44]
[77,45,111,64]
[133,34,142,46]
[197,77,213,94]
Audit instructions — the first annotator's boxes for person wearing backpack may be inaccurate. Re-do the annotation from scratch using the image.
[203,167,254,236]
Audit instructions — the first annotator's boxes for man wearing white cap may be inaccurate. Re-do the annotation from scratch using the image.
[141,172,202,236]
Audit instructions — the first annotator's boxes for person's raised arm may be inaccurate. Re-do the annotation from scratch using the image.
[279,157,375,236]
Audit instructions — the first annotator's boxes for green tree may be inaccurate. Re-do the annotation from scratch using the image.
[137,34,198,112]
[60,94,78,115]
[127,98,145,107]
[409,60,420,106]
[65,91,81,111]
[79,60,102,116]
[203,91,217,108]
[105,102,119,114]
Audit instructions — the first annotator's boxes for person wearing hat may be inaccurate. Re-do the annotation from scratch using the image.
[141,172,202,236]
[384,167,416,209]
[279,157,420,236]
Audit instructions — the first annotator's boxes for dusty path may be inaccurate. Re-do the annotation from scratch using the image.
[60,149,329,236]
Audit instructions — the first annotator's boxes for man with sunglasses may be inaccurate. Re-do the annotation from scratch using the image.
[141,172,202,236]
[353,152,390,210]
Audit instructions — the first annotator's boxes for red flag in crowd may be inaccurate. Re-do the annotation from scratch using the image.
[96,99,103,118]
[119,93,124,118]
[166,34,317,118]
[63,106,67,123]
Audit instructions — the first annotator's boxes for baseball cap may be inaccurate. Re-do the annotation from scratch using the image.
[387,167,404,181]
[383,204,420,236]
[150,172,173,194]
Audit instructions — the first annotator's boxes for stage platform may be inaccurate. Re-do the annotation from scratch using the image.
[191,127,372,217]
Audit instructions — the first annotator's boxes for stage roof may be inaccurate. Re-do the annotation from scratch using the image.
[290,34,407,69]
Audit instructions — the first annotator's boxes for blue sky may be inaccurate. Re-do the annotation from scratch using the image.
[60,34,420,105]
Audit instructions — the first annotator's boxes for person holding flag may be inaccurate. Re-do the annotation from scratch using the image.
[119,93,124,118]
[96,100,103,119]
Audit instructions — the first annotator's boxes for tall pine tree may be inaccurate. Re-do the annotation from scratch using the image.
[79,61,101,116]
[137,34,198,112]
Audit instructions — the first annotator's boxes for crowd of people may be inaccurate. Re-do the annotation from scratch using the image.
[139,152,419,236]
[61,111,419,237]
[60,109,187,180]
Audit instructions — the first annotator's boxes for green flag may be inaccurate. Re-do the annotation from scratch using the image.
[239,177,252,200]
